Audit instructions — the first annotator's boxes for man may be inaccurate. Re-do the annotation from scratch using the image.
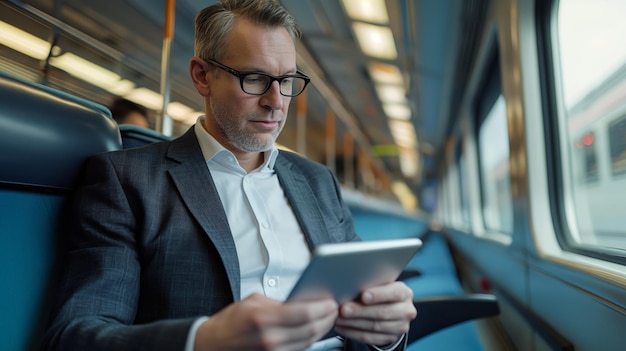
[42,1,416,350]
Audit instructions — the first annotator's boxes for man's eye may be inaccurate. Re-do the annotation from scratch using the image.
[244,75,267,85]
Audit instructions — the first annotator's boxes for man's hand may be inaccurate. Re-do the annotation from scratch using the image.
[194,293,338,351]
[334,281,417,346]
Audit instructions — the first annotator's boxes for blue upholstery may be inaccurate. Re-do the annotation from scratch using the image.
[349,204,492,351]
[118,124,171,149]
[403,232,462,297]
[0,71,121,351]
[408,322,485,351]
[0,71,121,189]
[404,232,486,351]
[350,207,427,241]
[0,71,112,121]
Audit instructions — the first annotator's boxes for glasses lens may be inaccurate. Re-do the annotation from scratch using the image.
[242,74,271,94]
[284,77,307,97]
[241,73,308,96]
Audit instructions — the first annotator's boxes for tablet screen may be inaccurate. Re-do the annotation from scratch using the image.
[287,238,422,303]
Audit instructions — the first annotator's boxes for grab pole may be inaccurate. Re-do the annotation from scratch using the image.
[157,0,175,136]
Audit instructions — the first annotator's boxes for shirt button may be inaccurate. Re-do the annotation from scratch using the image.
[267,278,276,287]
[261,222,269,229]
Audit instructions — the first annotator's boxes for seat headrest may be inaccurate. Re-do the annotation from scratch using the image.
[0,72,122,190]
[119,124,172,149]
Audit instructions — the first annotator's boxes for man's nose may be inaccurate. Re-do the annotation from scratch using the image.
[260,81,285,110]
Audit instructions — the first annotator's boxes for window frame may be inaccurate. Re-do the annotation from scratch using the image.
[536,0,626,265]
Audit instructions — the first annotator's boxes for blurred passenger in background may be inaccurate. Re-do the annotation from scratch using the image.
[109,98,150,128]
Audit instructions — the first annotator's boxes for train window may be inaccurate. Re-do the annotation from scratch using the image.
[436,174,451,226]
[553,0,626,255]
[447,161,466,229]
[478,95,513,235]
[456,140,471,228]
[443,172,454,227]
[475,51,513,236]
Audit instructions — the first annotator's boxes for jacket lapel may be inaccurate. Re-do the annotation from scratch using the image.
[165,129,241,301]
[274,155,334,251]
[162,132,336,301]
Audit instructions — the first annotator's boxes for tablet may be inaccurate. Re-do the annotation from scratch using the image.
[286,238,422,303]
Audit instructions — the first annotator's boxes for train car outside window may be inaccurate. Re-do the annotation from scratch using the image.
[554,0,626,253]
[609,115,626,176]
[573,132,599,183]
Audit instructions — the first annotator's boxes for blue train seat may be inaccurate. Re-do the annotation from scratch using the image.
[348,204,498,350]
[0,71,121,351]
[403,231,463,297]
[405,231,493,350]
[118,124,171,149]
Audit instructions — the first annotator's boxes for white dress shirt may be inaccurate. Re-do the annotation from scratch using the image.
[184,118,343,350]
[197,127,311,300]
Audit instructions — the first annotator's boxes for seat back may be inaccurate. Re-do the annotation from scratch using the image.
[0,71,122,351]
[119,124,171,149]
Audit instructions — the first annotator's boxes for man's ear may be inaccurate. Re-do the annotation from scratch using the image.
[189,57,211,96]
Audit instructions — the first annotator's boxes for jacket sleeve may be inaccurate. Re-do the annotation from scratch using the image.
[41,153,196,351]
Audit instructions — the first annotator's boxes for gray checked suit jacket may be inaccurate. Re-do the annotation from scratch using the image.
[42,128,384,351]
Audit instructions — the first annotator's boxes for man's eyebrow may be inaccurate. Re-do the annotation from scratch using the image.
[244,69,300,76]
[280,69,300,76]
[235,64,298,75]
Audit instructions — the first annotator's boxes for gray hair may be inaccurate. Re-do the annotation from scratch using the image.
[194,0,300,61]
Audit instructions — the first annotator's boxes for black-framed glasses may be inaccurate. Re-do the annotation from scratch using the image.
[204,58,310,97]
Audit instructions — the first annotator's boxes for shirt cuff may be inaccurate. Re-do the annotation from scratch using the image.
[368,333,406,351]
[184,316,210,351]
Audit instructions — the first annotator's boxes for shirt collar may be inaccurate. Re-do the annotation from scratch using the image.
[193,115,279,171]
